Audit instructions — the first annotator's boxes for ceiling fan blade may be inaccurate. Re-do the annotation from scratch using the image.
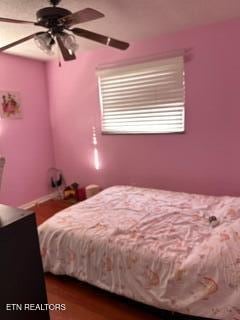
[59,8,104,27]
[71,28,129,50]
[0,33,38,52]
[56,35,76,61]
[0,17,35,24]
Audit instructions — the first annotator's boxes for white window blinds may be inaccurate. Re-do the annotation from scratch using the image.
[97,55,185,134]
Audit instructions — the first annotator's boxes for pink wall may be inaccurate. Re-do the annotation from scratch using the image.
[0,53,54,206]
[47,18,240,196]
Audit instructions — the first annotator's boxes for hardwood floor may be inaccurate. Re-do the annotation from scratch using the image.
[32,200,189,320]
[45,273,172,320]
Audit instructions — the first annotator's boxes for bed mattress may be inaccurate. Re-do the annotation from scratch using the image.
[38,186,240,319]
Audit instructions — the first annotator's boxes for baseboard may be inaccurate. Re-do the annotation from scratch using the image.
[19,192,58,210]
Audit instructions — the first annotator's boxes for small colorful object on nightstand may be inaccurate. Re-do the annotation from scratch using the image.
[63,182,79,203]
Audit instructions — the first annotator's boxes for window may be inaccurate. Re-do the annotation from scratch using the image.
[97,55,185,134]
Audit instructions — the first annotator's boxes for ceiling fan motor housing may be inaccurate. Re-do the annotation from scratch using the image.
[36,7,72,27]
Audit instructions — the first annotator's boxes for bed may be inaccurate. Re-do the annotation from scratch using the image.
[38,185,240,319]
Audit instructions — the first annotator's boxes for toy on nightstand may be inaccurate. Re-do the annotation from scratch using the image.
[63,182,79,203]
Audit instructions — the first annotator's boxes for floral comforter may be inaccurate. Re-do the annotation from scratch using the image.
[38,186,240,319]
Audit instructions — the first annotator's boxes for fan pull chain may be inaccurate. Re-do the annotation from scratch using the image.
[56,40,62,67]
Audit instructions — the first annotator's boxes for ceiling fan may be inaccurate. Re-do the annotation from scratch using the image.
[0,0,130,61]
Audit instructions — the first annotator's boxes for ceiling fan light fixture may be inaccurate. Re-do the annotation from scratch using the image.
[61,33,79,53]
[34,32,55,55]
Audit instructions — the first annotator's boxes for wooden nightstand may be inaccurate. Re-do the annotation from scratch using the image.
[32,198,73,226]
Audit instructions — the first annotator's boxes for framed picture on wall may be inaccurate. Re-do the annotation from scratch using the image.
[0,91,22,119]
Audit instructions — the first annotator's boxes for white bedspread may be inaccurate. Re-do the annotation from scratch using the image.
[38,186,240,319]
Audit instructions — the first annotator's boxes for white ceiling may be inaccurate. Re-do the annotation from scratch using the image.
[1,0,240,61]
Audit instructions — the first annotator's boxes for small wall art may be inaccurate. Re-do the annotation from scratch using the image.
[0,91,22,119]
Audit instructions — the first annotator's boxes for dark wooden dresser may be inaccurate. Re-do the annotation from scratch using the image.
[0,204,50,320]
